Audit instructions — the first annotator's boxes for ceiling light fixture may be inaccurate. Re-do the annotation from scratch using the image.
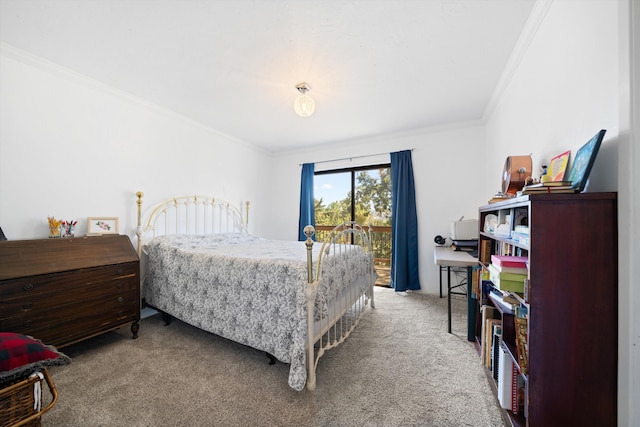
[293,82,315,117]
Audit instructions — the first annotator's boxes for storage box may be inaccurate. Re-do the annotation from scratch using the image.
[488,264,526,292]
[450,219,478,240]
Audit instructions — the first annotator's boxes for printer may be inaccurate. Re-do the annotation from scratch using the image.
[450,219,478,241]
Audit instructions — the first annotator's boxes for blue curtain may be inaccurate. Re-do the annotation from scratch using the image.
[298,163,315,241]
[390,150,420,291]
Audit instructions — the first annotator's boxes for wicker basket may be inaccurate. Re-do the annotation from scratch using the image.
[0,369,58,427]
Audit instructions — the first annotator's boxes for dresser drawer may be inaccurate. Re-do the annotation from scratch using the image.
[0,262,138,301]
[0,275,138,319]
[0,289,139,346]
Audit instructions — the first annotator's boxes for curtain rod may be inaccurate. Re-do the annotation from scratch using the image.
[300,148,414,166]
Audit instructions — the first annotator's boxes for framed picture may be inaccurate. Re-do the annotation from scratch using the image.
[87,217,119,235]
[566,129,606,193]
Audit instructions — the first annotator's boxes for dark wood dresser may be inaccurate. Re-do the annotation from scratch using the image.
[0,235,140,348]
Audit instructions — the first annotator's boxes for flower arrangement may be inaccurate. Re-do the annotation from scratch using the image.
[61,220,77,238]
[47,216,62,238]
[47,217,77,238]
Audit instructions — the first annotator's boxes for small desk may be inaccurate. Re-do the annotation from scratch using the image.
[434,246,478,340]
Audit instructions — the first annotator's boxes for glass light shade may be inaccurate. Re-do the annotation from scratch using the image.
[293,93,315,117]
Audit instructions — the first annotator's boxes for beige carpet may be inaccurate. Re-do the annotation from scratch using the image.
[43,287,505,426]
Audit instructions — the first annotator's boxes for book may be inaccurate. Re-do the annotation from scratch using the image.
[488,193,513,204]
[518,185,577,195]
[479,240,492,264]
[491,255,527,269]
[480,305,496,367]
[565,129,606,192]
[480,279,493,305]
[491,325,502,381]
[485,319,500,368]
[490,277,525,293]
[512,368,523,414]
[488,264,526,293]
[451,239,478,247]
[517,179,578,195]
[511,231,529,246]
[517,181,577,196]
[488,290,516,314]
[548,149,571,181]
[520,187,575,194]
[524,180,572,188]
[500,291,522,305]
[513,225,529,234]
[451,239,478,252]
[492,264,527,275]
[497,344,514,410]
[515,316,529,374]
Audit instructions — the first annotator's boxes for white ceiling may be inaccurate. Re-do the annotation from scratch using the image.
[0,0,536,153]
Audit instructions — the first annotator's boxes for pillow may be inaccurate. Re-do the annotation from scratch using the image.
[0,333,71,383]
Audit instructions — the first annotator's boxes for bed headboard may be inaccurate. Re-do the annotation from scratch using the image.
[135,191,249,256]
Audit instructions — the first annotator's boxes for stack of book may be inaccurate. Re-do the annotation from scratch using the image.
[451,239,478,255]
[491,255,527,273]
[511,225,529,246]
[518,180,576,195]
[488,287,520,314]
[480,305,497,368]
[489,255,528,292]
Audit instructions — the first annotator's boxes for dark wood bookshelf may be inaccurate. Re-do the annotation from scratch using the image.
[475,192,617,427]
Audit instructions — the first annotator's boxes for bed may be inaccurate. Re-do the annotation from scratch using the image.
[134,192,376,391]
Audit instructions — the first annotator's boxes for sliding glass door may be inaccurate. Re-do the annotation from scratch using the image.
[314,164,392,286]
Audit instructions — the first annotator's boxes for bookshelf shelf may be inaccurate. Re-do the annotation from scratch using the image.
[479,233,529,251]
[474,192,618,427]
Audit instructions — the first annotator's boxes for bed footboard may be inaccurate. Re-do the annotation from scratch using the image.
[303,222,377,391]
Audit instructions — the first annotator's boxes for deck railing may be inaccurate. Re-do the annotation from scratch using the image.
[314,224,392,267]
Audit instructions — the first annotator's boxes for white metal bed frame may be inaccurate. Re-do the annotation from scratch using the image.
[134,191,376,391]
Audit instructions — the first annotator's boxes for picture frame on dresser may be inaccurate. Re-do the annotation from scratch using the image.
[87,217,119,235]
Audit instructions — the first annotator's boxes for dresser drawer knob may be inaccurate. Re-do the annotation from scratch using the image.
[23,320,32,327]
[117,296,124,303]
[22,302,33,310]
[23,283,34,291]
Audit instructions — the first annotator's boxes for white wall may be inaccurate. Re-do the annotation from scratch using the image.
[485,1,636,425]
[484,0,618,194]
[266,123,488,295]
[0,45,271,244]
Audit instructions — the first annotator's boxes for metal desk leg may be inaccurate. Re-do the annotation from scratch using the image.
[447,266,452,334]
[439,265,443,298]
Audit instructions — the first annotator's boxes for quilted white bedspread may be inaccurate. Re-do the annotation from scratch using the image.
[144,233,373,391]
